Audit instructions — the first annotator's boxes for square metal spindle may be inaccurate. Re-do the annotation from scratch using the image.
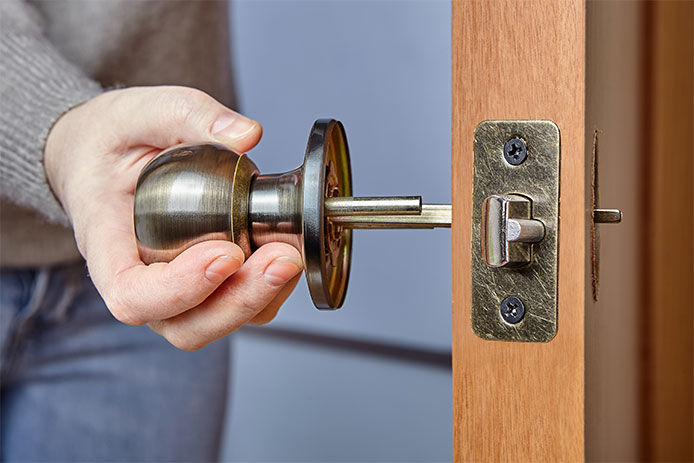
[325,196,452,229]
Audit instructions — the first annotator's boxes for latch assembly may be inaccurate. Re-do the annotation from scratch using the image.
[471,120,622,343]
[133,119,451,309]
[471,121,561,342]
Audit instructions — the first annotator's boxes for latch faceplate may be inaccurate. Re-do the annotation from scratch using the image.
[471,121,560,342]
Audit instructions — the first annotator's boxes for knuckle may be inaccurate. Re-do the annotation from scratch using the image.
[101,281,145,326]
[163,269,202,309]
[167,88,211,127]
[231,288,262,319]
[175,341,203,352]
[169,97,197,128]
[249,299,283,326]
[162,327,204,352]
[176,86,209,102]
[105,296,142,326]
[249,312,274,325]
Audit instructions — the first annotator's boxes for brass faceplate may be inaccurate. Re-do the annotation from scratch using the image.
[471,121,560,342]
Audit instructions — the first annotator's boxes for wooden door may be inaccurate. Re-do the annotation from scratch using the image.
[451,1,692,461]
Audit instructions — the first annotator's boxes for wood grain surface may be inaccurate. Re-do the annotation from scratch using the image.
[452,1,586,461]
[644,1,694,459]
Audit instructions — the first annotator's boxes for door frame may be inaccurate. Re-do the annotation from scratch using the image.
[452,1,693,461]
[452,1,586,460]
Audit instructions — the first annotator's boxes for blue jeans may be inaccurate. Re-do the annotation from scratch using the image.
[0,261,229,462]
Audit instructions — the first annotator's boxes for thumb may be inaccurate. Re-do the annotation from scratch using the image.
[106,86,262,153]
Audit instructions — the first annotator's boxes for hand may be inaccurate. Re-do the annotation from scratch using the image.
[45,86,303,350]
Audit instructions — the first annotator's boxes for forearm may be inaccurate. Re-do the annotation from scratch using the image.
[0,0,102,225]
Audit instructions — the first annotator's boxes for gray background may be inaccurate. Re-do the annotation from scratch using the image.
[223,1,452,460]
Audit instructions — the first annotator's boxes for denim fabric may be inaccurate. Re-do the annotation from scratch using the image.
[0,261,229,462]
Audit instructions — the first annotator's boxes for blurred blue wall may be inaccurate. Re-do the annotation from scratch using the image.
[224,1,452,460]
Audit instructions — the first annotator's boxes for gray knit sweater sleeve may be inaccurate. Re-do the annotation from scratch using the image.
[0,0,102,225]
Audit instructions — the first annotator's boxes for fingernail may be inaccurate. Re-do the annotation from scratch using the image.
[205,255,242,283]
[211,113,257,141]
[264,256,303,286]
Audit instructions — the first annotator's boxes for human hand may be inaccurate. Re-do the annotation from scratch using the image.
[44,86,303,350]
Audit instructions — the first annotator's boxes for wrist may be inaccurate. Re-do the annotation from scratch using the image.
[44,111,70,214]
[44,97,90,221]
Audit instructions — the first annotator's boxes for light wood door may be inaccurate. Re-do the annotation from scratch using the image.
[451,1,692,461]
[452,0,585,460]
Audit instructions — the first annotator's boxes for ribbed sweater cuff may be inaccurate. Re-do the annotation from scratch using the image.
[0,27,102,226]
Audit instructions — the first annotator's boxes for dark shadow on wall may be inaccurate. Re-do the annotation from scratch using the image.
[239,325,452,370]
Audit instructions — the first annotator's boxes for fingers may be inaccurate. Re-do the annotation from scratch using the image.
[249,275,301,325]
[101,86,263,153]
[101,241,246,326]
[80,195,246,326]
[149,243,303,351]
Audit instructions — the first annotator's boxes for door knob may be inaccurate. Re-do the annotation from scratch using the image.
[133,119,451,310]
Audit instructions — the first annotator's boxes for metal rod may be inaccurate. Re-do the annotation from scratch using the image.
[324,196,422,216]
[328,204,452,229]
[593,209,622,224]
[506,218,545,243]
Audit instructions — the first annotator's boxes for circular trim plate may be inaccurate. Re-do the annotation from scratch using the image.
[302,119,353,309]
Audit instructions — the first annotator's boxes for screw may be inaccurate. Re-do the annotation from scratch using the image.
[500,296,525,324]
[503,137,527,165]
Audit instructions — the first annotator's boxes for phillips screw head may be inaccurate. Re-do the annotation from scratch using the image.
[503,137,528,165]
[500,296,526,324]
